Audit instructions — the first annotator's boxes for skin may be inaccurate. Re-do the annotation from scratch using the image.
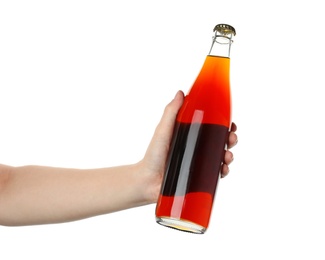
[0,91,237,226]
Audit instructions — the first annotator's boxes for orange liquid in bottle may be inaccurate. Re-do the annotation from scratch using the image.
[156,55,231,231]
[177,55,231,125]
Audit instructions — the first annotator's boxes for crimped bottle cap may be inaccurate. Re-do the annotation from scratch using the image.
[214,24,236,36]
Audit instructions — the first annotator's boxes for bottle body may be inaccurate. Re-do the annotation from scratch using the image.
[156,55,231,234]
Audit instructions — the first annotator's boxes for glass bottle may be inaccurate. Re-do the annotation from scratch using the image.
[155,24,236,234]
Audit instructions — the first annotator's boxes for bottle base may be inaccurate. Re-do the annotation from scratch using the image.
[156,217,206,234]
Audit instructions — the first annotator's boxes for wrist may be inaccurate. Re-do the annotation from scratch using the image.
[134,160,162,206]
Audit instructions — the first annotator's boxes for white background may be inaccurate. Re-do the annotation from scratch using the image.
[1,0,324,259]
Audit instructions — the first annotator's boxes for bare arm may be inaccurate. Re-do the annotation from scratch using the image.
[0,91,237,226]
[0,163,148,226]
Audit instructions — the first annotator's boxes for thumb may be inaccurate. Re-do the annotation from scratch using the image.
[155,90,184,142]
[161,90,184,126]
[144,91,184,162]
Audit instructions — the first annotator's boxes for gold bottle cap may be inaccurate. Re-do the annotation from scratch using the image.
[214,24,236,36]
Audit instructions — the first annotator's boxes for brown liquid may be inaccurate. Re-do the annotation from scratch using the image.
[156,122,228,228]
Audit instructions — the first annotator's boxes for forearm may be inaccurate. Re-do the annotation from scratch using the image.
[0,163,149,226]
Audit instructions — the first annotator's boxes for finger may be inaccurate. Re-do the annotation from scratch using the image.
[227,132,238,149]
[230,122,237,132]
[158,91,184,130]
[223,150,234,165]
[220,164,229,178]
[149,91,184,149]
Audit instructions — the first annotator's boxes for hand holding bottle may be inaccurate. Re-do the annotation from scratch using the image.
[0,91,237,226]
[140,90,237,203]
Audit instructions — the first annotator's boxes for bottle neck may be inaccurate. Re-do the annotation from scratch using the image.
[208,31,234,58]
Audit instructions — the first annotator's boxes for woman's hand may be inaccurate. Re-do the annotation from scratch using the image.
[140,91,238,203]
